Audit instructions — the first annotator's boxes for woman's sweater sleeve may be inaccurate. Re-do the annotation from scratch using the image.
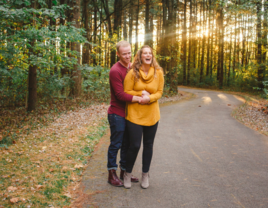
[149,70,164,103]
[124,71,143,96]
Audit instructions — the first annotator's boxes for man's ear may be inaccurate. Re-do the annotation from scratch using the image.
[116,51,119,57]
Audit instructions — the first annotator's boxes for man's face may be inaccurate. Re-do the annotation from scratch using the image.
[116,45,131,66]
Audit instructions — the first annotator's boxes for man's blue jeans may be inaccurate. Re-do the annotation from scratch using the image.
[107,114,129,170]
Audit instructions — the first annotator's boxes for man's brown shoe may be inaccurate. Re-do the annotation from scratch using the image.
[120,168,139,183]
[108,170,123,187]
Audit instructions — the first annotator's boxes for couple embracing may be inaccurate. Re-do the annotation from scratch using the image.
[107,41,164,189]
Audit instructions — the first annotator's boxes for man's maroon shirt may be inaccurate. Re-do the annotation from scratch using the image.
[108,62,133,117]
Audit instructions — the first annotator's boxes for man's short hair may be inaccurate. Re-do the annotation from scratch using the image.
[116,41,131,53]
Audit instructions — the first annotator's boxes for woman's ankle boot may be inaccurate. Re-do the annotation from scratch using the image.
[141,172,149,189]
[123,172,132,189]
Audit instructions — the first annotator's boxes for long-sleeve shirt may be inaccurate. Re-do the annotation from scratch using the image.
[124,67,164,126]
[108,62,139,117]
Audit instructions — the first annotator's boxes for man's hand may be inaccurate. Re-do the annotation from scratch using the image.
[142,90,150,96]
[132,96,142,103]
[139,95,150,104]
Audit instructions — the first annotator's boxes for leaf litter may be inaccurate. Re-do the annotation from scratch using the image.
[232,95,268,136]
[0,103,109,207]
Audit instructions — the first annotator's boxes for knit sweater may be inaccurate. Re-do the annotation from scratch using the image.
[108,62,136,117]
[124,67,164,126]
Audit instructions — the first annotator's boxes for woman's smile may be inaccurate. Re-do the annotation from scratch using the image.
[141,48,152,65]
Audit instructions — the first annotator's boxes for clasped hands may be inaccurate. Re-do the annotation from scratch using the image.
[132,90,150,104]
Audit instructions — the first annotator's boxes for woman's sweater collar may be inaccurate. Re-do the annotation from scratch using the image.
[139,67,154,83]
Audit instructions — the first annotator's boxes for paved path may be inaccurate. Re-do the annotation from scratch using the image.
[82,88,268,208]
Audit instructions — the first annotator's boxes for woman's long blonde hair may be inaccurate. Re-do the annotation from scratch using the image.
[129,45,162,82]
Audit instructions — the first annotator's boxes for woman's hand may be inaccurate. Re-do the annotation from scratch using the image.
[139,95,150,104]
[142,90,150,96]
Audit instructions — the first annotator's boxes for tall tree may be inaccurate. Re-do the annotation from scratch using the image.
[134,0,140,54]
[110,0,123,66]
[200,0,205,83]
[216,4,224,89]
[27,0,38,111]
[129,0,134,48]
[71,0,82,97]
[187,0,193,85]
[82,0,91,65]
[256,0,264,88]
[181,0,187,85]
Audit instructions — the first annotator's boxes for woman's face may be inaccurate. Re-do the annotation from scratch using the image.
[141,47,152,65]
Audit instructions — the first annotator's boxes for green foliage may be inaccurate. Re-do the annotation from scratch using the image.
[82,65,110,102]
[0,1,88,108]
[253,80,268,99]
[177,61,261,92]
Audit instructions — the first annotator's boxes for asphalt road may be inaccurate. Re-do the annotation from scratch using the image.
[82,87,268,208]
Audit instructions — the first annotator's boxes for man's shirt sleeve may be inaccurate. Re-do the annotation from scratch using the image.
[110,69,133,102]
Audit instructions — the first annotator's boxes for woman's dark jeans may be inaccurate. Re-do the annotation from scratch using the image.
[125,120,158,173]
[107,114,129,170]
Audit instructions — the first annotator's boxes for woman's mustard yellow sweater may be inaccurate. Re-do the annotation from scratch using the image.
[124,67,164,126]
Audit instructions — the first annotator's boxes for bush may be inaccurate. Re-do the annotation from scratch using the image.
[82,65,110,102]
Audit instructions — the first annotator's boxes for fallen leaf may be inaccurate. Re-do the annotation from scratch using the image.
[61,166,70,172]
[7,186,18,192]
[35,185,43,189]
[64,193,72,198]
[10,197,20,203]
[49,168,54,172]
[199,105,201,107]
[228,104,231,106]
[74,164,84,169]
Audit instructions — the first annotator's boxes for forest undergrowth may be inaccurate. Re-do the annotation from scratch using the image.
[231,91,268,136]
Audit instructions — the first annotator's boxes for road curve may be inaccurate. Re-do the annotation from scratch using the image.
[82,87,268,208]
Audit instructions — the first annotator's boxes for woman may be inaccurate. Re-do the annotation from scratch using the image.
[123,45,164,189]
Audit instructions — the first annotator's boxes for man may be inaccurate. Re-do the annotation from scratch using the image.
[107,41,141,186]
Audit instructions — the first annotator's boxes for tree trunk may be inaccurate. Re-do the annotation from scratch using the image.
[93,2,97,65]
[82,0,90,64]
[181,0,187,85]
[134,0,140,54]
[257,0,264,88]
[209,2,214,77]
[71,0,82,97]
[233,12,237,77]
[187,0,192,85]
[28,0,38,111]
[193,0,197,71]
[123,9,127,40]
[200,0,205,83]
[129,0,134,47]
[145,0,150,45]
[206,0,211,77]
[28,39,38,111]
[228,27,232,86]
[110,0,123,66]
[217,6,224,89]
[165,0,178,93]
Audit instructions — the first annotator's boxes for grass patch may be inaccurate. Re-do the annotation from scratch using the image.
[0,119,108,207]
